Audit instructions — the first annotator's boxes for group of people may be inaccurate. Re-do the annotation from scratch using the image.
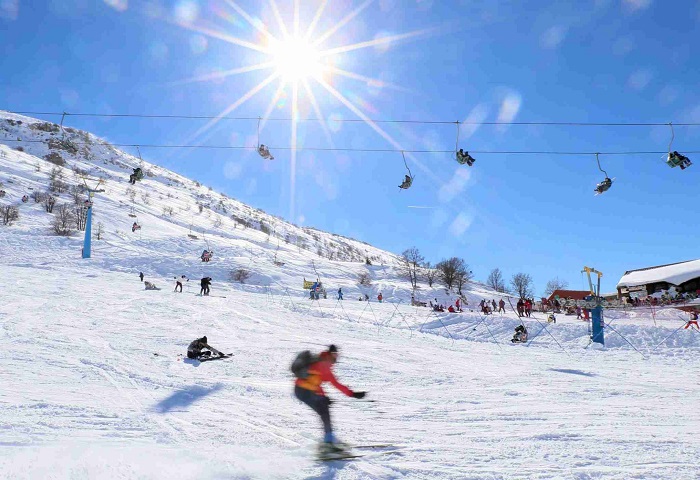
[138,272,211,296]
[516,298,534,317]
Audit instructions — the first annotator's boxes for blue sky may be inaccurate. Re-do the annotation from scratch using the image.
[2,0,699,295]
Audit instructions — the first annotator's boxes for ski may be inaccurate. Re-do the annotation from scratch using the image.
[197,353,233,362]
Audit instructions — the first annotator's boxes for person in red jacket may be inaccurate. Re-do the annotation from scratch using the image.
[294,345,366,454]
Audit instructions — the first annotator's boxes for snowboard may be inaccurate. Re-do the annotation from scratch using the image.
[197,353,233,362]
[317,444,400,462]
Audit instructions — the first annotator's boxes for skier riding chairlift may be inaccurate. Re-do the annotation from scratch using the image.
[132,222,141,233]
[201,249,213,262]
[456,149,476,166]
[399,174,413,190]
[129,167,143,185]
[258,144,274,160]
[667,151,692,170]
[594,177,613,195]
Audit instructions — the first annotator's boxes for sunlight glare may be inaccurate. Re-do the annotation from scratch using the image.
[270,36,324,81]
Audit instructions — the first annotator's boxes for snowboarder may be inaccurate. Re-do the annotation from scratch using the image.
[174,275,188,293]
[364,294,369,301]
[498,299,506,313]
[187,336,223,359]
[337,288,343,300]
[200,277,212,296]
[292,345,366,458]
[685,311,699,330]
[512,325,528,343]
[455,298,461,311]
[456,149,475,166]
[377,293,383,303]
[144,281,160,290]
[132,222,141,233]
[398,175,412,189]
[139,272,144,282]
[257,144,274,160]
[129,167,143,185]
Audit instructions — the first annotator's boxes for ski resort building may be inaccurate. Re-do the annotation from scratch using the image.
[546,290,591,302]
[616,259,700,298]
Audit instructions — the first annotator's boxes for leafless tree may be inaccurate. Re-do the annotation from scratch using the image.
[358,272,372,287]
[511,273,534,299]
[436,257,471,290]
[401,247,424,290]
[95,222,104,240]
[544,277,569,298]
[487,268,507,293]
[1,205,19,225]
[51,204,75,236]
[423,261,438,287]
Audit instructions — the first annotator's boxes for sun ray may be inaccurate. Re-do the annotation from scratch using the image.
[293,0,300,36]
[223,0,276,42]
[267,0,290,39]
[313,0,373,47]
[168,62,275,86]
[290,81,299,221]
[319,27,436,57]
[172,19,270,54]
[258,78,288,135]
[315,76,442,183]
[186,72,280,147]
[301,78,335,148]
[304,0,327,40]
[324,65,412,93]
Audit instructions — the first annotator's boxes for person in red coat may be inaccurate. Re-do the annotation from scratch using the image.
[294,345,366,453]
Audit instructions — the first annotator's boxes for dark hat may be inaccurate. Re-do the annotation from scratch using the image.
[328,344,338,353]
[202,336,207,343]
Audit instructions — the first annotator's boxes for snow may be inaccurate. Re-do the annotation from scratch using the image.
[616,259,700,289]
[2,112,700,479]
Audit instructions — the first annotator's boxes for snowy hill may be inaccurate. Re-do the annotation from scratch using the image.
[1,111,700,479]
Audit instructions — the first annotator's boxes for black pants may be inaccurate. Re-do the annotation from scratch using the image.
[295,386,332,436]
[200,285,210,295]
[175,282,182,292]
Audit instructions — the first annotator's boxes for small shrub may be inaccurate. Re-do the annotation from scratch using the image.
[358,272,372,287]
[51,204,75,236]
[230,268,251,284]
[1,205,19,225]
[162,206,174,216]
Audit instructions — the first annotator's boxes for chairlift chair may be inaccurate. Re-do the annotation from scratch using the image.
[256,118,274,160]
[665,123,692,170]
[398,151,414,190]
[456,149,476,166]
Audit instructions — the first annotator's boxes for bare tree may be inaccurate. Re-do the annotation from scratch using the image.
[487,268,507,292]
[51,204,75,236]
[401,247,424,290]
[423,262,438,287]
[510,273,534,299]
[69,184,84,205]
[95,222,104,240]
[43,195,56,213]
[213,216,222,228]
[1,205,19,225]
[230,268,251,284]
[544,277,569,298]
[436,257,471,290]
[358,272,372,287]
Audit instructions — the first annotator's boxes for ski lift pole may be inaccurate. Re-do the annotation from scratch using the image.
[82,186,105,259]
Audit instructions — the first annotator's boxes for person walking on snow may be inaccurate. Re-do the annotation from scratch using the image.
[200,277,212,296]
[498,299,506,313]
[174,275,188,293]
[337,288,343,300]
[139,272,144,282]
[293,345,366,456]
[377,293,383,303]
[455,297,461,312]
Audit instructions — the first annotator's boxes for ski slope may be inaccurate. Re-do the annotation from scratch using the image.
[2,113,700,479]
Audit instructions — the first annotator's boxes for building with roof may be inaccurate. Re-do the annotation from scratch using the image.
[546,289,591,302]
[616,259,700,298]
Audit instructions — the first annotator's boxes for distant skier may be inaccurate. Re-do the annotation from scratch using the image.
[377,293,383,303]
[498,299,506,313]
[292,345,366,458]
[200,277,212,296]
[174,275,188,293]
[187,336,223,359]
[139,272,144,282]
[337,288,343,300]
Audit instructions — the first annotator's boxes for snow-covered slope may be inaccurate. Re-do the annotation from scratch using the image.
[2,112,700,479]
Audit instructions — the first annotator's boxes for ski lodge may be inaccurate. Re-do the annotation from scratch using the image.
[546,289,591,303]
[616,259,700,298]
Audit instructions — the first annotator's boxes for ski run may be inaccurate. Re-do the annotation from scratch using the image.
[1,111,700,479]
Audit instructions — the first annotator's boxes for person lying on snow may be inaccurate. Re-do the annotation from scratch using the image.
[144,281,160,290]
[187,336,223,359]
[512,325,528,343]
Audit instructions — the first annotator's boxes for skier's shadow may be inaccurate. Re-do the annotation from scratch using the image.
[152,384,223,413]
[306,462,350,479]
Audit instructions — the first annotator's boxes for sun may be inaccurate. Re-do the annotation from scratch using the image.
[269,36,324,82]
